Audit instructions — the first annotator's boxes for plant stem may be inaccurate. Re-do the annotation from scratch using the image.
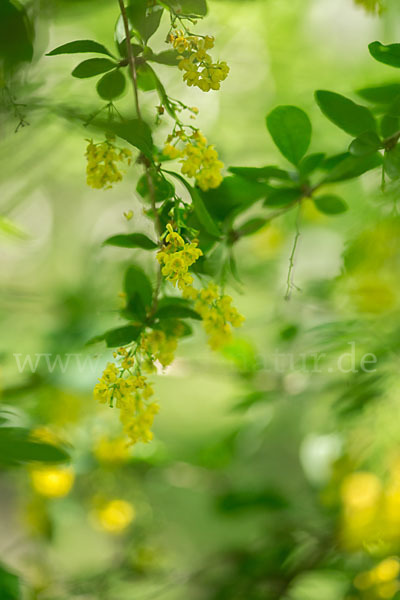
[117,0,163,312]
[118,0,142,121]
[285,205,301,301]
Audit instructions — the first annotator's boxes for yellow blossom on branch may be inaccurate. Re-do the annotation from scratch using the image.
[94,350,159,446]
[85,137,132,190]
[163,129,224,191]
[168,30,229,92]
[157,223,203,290]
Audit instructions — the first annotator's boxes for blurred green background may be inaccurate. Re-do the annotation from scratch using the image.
[2,0,400,598]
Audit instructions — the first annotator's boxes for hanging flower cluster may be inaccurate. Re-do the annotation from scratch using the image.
[163,129,224,191]
[94,349,159,446]
[157,225,244,349]
[140,329,179,370]
[156,223,203,290]
[192,283,245,350]
[168,30,229,92]
[85,137,132,190]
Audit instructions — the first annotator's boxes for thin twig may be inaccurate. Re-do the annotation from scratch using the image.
[118,0,142,120]
[284,204,302,301]
[117,0,163,314]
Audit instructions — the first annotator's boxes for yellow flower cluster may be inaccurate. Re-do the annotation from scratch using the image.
[168,31,229,92]
[94,349,159,446]
[354,0,383,13]
[190,282,245,350]
[157,224,203,290]
[340,463,400,552]
[163,130,224,191]
[141,329,178,370]
[85,138,132,190]
[352,557,400,600]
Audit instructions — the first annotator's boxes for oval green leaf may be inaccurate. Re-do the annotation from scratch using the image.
[266,105,312,166]
[72,58,117,78]
[47,39,113,57]
[96,69,126,100]
[315,90,377,136]
[314,194,348,215]
[104,233,157,250]
[369,41,400,68]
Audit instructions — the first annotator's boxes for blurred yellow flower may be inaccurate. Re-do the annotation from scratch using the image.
[93,435,131,464]
[96,499,135,534]
[30,466,74,498]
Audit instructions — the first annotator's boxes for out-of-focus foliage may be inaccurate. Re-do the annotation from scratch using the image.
[2,0,400,599]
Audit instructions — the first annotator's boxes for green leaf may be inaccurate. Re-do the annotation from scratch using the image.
[124,264,153,308]
[104,325,142,347]
[71,58,117,78]
[166,171,221,238]
[264,187,302,207]
[0,563,20,600]
[217,489,288,513]
[47,39,113,57]
[266,105,311,165]
[228,166,290,182]
[0,427,70,466]
[322,153,382,182]
[160,0,207,17]
[357,83,400,104]
[107,119,153,158]
[136,171,175,203]
[237,218,268,237]
[0,0,33,70]
[349,131,381,156]
[199,176,270,222]
[145,64,178,118]
[314,194,348,215]
[128,0,163,43]
[96,69,126,100]
[315,90,376,136]
[369,41,400,68]
[381,114,400,138]
[146,49,179,66]
[104,233,157,250]
[154,297,201,320]
[137,63,158,91]
[298,152,325,177]
[384,146,400,179]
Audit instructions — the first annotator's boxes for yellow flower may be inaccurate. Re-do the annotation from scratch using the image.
[168,30,229,92]
[157,225,202,290]
[163,129,224,191]
[93,435,130,464]
[95,355,160,446]
[30,466,74,498]
[96,499,135,533]
[85,138,132,190]
[195,283,245,350]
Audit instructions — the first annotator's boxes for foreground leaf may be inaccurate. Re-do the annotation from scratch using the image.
[104,233,157,250]
[96,69,126,100]
[314,194,348,215]
[105,325,143,347]
[72,58,117,78]
[47,39,113,57]
[315,90,376,136]
[266,105,312,166]
[0,427,69,466]
[369,41,400,68]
